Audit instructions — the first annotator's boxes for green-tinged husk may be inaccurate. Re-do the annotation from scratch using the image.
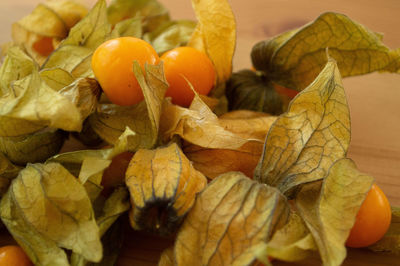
[48,127,137,182]
[0,129,67,165]
[226,69,284,115]
[251,12,400,91]
[107,0,170,32]
[0,163,102,266]
[144,20,196,55]
[0,153,21,196]
[227,12,400,114]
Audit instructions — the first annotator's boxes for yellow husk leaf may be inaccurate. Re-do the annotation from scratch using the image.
[255,59,350,195]
[189,0,236,85]
[183,110,277,179]
[160,95,248,149]
[11,0,88,65]
[170,172,289,265]
[126,143,207,235]
[296,158,374,266]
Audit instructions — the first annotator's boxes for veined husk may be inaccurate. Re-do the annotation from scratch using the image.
[162,172,289,266]
[126,143,207,235]
[250,12,400,92]
[107,0,170,33]
[183,110,277,179]
[226,69,285,115]
[0,128,67,165]
[11,0,88,65]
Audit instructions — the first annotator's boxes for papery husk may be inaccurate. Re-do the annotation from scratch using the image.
[58,77,101,121]
[295,159,374,266]
[0,153,21,196]
[183,110,277,179]
[110,17,143,39]
[42,0,111,79]
[70,187,130,266]
[39,68,75,91]
[159,94,249,150]
[0,68,84,137]
[48,128,137,202]
[158,247,174,266]
[0,162,102,265]
[144,20,196,55]
[126,143,207,235]
[0,46,35,96]
[0,129,67,165]
[11,0,88,65]
[170,172,289,266]
[107,0,170,33]
[251,12,400,91]
[89,62,168,149]
[189,0,236,88]
[226,69,284,115]
[254,59,350,196]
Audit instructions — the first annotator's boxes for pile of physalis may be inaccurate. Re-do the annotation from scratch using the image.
[0,0,399,265]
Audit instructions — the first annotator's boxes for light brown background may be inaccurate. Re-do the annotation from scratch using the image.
[0,0,399,265]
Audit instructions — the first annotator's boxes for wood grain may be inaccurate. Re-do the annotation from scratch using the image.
[0,0,399,265]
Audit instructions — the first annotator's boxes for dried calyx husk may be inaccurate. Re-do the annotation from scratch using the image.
[0,0,239,264]
[0,63,100,165]
[227,11,400,115]
[48,127,138,200]
[0,153,21,196]
[0,162,103,265]
[89,61,168,149]
[226,69,284,115]
[159,172,289,266]
[0,38,102,164]
[0,129,67,166]
[3,0,400,265]
[251,58,394,266]
[160,94,276,179]
[183,110,277,179]
[40,129,134,265]
[254,59,351,196]
[107,0,170,33]
[57,77,101,120]
[125,143,207,235]
[187,0,236,115]
[108,0,199,55]
[159,58,400,266]
[11,0,88,65]
[143,20,197,55]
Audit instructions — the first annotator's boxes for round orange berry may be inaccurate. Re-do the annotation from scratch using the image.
[161,46,215,107]
[346,184,392,248]
[92,37,159,106]
[0,245,33,266]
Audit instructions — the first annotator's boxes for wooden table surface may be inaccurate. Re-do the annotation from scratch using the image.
[0,0,399,265]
